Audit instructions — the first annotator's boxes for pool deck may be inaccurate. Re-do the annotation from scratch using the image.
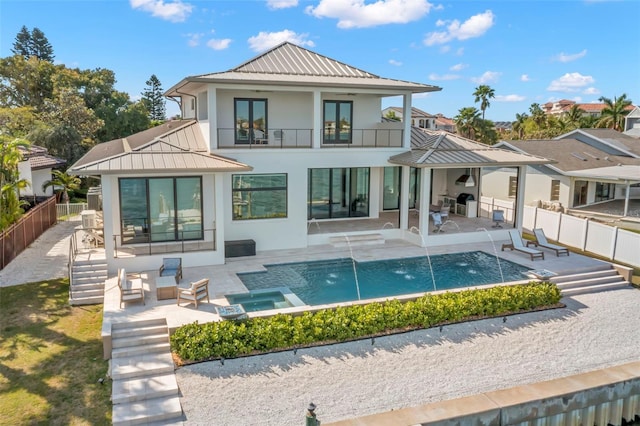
[103,238,613,333]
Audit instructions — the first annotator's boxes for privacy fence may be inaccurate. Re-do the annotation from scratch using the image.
[0,196,57,270]
[522,205,640,269]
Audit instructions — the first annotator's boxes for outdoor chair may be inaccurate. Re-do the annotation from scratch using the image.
[440,204,451,221]
[502,229,544,261]
[159,257,182,284]
[492,210,505,228]
[177,278,210,309]
[117,268,145,308]
[431,212,444,233]
[529,228,570,257]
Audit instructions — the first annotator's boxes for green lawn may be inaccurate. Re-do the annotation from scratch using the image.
[0,279,111,425]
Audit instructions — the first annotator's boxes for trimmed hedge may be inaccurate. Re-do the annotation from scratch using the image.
[171,282,561,362]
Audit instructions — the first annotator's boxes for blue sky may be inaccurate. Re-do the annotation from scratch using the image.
[1,0,639,121]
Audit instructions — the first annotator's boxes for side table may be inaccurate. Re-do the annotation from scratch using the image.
[156,276,178,300]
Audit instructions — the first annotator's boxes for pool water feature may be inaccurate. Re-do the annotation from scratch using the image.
[226,287,306,313]
[236,251,530,308]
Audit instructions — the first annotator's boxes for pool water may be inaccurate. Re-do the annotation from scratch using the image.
[237,251,529,307]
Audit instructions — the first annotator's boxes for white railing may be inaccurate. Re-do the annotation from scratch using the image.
[523,205,640,268]
[56,203,88,220]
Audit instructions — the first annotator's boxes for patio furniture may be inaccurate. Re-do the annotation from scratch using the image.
[440,204,451,221]
[156,276,178,300]
[431,212,444,233]
[502,229,544,261]
[117,268,145,308]
[159,257,182,283]
[529,229,570,257]
[177,278,210,308]
[492,210,505,228]
[217,304,247,320]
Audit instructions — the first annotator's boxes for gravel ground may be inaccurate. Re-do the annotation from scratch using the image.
[176,288,640,425]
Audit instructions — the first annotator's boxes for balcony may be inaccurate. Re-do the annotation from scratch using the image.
[217,128,404,149]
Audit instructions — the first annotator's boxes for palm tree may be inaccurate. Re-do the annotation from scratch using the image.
[512,112,529,139]
[564,104,584,129]
[42,169,80,204]
[0,138,31,230]
[454,107,481,139]
[597,94,632,131]
[473,85,495,120]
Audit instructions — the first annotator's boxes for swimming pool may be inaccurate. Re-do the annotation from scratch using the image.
[235,251,529,308]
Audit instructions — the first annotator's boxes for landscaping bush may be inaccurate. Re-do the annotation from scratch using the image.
[171,282,561,363]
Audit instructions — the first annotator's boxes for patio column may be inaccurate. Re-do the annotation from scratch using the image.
[399,166,410,230]
[515,165,527,230]
[418,167,432,245]
[624,182,631,216]
[312,90,322,149]
[102,176,115,263]
[402,93,412,149]
[208,87,218,151]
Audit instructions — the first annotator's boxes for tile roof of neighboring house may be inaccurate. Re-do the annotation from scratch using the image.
[389,128,552,168]
[69,120,251,175]
[558,128,640,158]
[166,42,441,95]
[498,139,640,173]
[434,115,455,126]
[17,145,66,170]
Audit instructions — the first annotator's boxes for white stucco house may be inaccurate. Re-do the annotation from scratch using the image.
[69,43,551,272]
[496,129,640,215]
[18,145,66,198]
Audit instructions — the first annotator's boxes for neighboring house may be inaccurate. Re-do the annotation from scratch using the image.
[433,113,456,133]
[17,145,66,198]
[493,121,513,134]
[542,99,635,118]
[69,42,550,271]
[623,106,640,137]
[496,128,640,216]
[381,106,436,129]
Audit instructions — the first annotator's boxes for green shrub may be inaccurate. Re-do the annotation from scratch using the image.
[171,282,561,362]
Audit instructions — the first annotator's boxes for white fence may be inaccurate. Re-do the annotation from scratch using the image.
[56,203,88,221]
[523,205,640,268]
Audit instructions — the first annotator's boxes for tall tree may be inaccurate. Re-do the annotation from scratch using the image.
[141,74,166,121]
[564,104,584,129]
[473,85,495,120]
[454,107,481,139]
[512,112,528,139]
[0,137,30,230]
[0,55,56,110]
[597,94,632,131]
[11,26,54,62]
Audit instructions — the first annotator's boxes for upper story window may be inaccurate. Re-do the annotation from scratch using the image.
[235,99,268,144]
[323,101,352,144]
[550,180,560,201]
[197,91,208,120]
[508,176,518,198]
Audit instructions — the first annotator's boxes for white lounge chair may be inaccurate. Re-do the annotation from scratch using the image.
[502,229,544,261]
[177,278,210,309]
[529,229,570,257]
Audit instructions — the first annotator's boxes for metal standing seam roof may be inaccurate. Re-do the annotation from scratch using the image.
[389,128,553,168]
[558,128,640,158]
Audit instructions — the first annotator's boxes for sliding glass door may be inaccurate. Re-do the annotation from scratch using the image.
[308,168,369,219]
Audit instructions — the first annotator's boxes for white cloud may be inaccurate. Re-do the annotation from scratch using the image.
[207,38,232,50]
[389,59,403,66]
[428,73,461,81]
[583,87,600,95]
[547,72,595,92]
[433,3,444,11]
[450,63,467,71]
[471,71,501,84]
[186,33,203,47]
[520,74,530,82]
[130,0,193,22]
[552,49,587,63]
[424,10,494,45]
[456,47,464,56]
[306,0,433,29]
[267,0,298,9]
[495,94,525,102]
[439,45,450,53]
[248,30,315,52]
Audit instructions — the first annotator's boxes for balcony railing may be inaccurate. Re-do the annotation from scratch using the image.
[217,128,404,149]
[112,228,217,258]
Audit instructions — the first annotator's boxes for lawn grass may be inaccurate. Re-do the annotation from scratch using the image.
[0,279,111,425]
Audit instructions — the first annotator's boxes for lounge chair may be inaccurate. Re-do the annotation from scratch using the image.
[117,268,145,308]
[529,229,570,257]
[159,257,182,283]
[502,229,544,261]
[177,278,210,309]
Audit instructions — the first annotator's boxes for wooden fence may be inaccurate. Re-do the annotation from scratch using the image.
[0,196,57,270]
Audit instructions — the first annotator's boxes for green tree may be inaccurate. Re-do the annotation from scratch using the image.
[564,104,584,129]
[141,74,166,121]
[512,112,528,139]
[42,169,80,204]
[454,107,481,139]
[597,94,632,131]
[473,85,495,120]
[0,55,56,110]
[385,110,399,120]
[11,26,54,62]
[475,119,498,145]
[94,92,150,142]
[0,137,30,230]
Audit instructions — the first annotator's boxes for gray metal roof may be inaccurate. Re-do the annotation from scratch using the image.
[567,165,640,183]
[390,129,552,168]
[558,129,640,158]
[69,121,251,175]
[166,43,441,95]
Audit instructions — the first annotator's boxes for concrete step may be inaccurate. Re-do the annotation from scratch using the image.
[73,258,107,267]
[71,288,104,298]
[551,269,616,284]
[71,282,104,291]
[330,233,385,248]
[561,281,630,297]
[111,373,178,404]
[112,395,182,426]
[112,342,171,359]
[555,275,624,290]
[112,333,169,350]
[112,324,169,339]
[110,352,174,380]
[72,265,108,273]
[112,318,167,331]
[69,295,104,306]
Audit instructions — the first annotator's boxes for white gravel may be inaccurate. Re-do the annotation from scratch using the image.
[176,288,640,425]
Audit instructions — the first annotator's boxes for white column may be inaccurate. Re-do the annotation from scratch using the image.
[102,176,115,267]
[402,93,412,149]
[624,182,631,216]
[214,173,225,254]
[313,90,322,149]
[418,167,432,244]
[515,166,527,230]
[399,166,411,230]
[208,88,217,150]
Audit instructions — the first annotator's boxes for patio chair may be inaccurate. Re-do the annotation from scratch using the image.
[117,268,145,308]
[159,257,182,284]
[529,229,570,257]
[440,204,451,221]
[431,212,444,233]
[177,278,210,309]
[502,229,544,261]
[492,210,505,228]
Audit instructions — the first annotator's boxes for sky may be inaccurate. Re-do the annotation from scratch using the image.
[1,0,639,122]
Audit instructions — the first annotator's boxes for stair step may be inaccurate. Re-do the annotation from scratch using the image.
[73,259,107,266]
[112,333,169,350]
[552,269,616,284]
[112,342,171,358]
[112,373,178,404]
[112,318,167,331]
[555,275,624,290]
[561,281,630,297]
[111,352,175,380]
[330,233,385,247]
[112,395,182,426]
[71,282,104,290]
[69,295,104,305]
[112,324,169,339]
[71,288,104,298]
